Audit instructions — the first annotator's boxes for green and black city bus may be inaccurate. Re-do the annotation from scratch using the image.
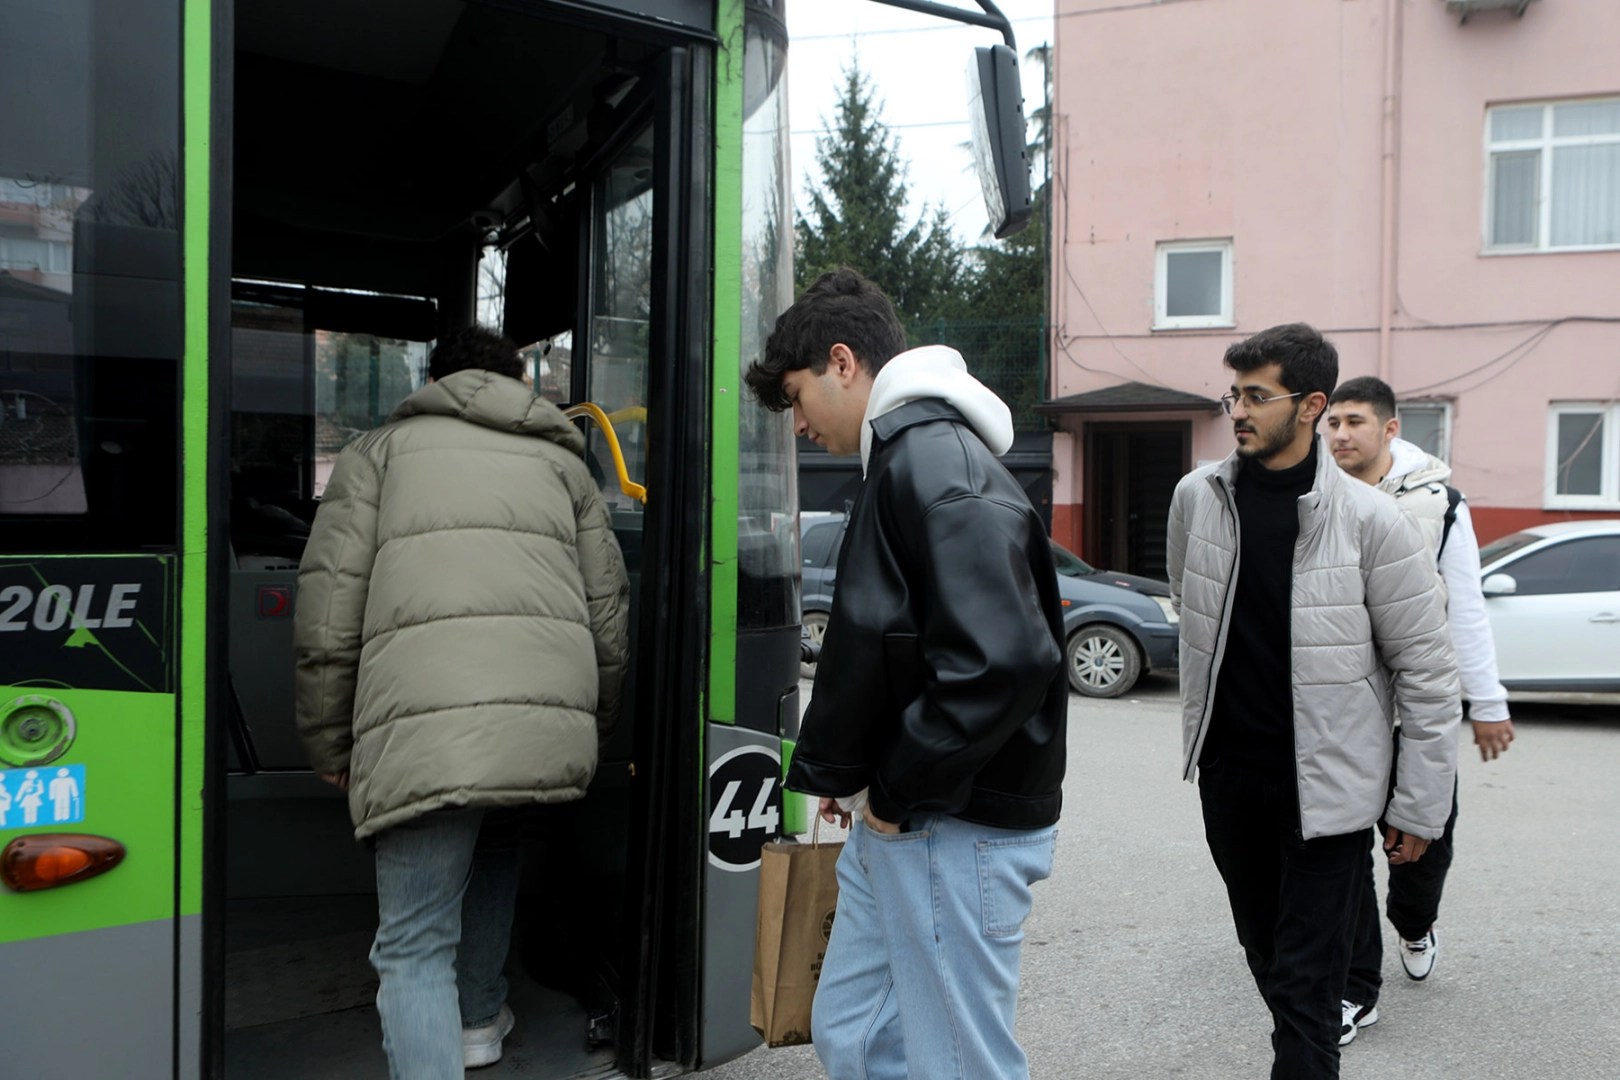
[0,1,1027,1076]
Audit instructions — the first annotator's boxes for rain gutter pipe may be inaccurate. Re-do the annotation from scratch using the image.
[861,0,1018,49]
[1378,0,1403,382]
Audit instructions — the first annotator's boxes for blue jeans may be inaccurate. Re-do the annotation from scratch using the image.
[371,807,524,1080]
[811,814,1057,1080]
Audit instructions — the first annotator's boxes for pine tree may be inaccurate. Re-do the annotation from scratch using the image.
[795,62,962,325]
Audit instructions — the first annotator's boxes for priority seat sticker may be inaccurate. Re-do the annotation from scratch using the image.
[0,764,86,830]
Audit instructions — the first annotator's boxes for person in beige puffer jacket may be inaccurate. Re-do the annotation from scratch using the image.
[294,326,629,1077]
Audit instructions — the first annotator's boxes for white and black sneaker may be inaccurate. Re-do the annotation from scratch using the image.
[1399,929,1439,981]
[1339,1000,1379,1046]
[464,1004,516,1068]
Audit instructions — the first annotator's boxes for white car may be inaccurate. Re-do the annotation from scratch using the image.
[1478,520,1620,693]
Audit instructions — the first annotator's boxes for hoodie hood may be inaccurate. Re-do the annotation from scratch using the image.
[1381,436,1450,494]
[859,345,1014,475]
[389,368,585,455]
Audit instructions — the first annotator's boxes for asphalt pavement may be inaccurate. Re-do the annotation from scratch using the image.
[708,676,1620,1079]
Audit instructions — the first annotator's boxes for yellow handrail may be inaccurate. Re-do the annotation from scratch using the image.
[564,403,648,505]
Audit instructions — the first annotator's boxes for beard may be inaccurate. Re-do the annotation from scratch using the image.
[1234,405,1301,462]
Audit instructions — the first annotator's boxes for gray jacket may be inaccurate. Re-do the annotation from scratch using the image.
[1166,436,1461,840]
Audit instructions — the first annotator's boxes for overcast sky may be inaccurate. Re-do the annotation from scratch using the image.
[785,0,1056,249]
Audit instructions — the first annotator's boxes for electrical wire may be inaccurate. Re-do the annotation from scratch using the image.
[1051,140,1172,388]
[1392,318,1620,396]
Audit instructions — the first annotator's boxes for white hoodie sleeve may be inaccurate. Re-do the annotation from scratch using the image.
[1438,501,1511,722]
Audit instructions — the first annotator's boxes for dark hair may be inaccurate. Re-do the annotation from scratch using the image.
[1328,375,1397,423]
[428,325,524,382]
[744,267,909,412]
[1223,323,1338,420]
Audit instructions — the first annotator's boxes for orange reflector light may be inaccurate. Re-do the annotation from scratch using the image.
[1,834,125,893]
[1061,599,1072,607]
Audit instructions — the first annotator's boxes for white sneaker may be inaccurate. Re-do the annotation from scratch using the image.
[1399,929,1438,981]
[1339,1000,1379,1046]
[463,1004,515,1068]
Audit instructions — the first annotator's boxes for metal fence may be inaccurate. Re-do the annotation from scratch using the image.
[907,316,1047,432]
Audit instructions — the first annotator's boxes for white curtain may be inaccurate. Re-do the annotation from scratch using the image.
[1491,150,1539,247]
[1551,142,1620,248]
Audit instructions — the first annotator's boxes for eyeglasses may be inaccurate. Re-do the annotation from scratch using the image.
[1220,390,1302,415]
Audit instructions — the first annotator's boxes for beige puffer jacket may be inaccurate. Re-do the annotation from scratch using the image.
[1166,436,1461,840]
[294,369,631,840]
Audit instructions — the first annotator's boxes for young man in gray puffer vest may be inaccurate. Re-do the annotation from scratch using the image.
[1166,324,1461,1080]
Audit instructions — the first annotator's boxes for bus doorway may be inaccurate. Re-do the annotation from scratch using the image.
[219,3,706,1076]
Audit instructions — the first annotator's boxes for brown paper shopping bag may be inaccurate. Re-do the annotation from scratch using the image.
[751,822,843,1048]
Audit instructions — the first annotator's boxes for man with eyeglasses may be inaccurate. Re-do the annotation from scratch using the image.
[1166,323,1461,1079]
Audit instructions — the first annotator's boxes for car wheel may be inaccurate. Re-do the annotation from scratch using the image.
[1066,624,1142,698]
[801,612,829,680]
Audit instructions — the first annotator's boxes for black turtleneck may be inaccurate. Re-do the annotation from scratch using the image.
[1201,439,1319,774]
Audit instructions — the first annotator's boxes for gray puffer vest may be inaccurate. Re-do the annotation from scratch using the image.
[1166,436,1461,839]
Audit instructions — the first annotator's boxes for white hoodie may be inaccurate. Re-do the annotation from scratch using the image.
[835,345,1016,819]
[858,345,1014,477]
[1385,437,1511,723]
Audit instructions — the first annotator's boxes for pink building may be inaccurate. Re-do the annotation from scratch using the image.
[1046,0,1620,579]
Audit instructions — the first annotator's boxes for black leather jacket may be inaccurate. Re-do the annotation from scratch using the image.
[784,399,1067,829]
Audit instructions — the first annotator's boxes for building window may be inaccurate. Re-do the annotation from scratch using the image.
[1545,403,1620,509]
[1485,97,1620,252]
[1155,239,1233,329]
[1397,401,1451,463]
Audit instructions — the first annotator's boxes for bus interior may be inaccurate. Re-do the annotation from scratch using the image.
[223,2,699,1075]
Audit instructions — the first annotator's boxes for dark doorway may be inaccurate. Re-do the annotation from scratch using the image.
[1085,423,1190,581]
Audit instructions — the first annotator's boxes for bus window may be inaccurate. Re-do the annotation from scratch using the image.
[736,0,798,632]
[526,333,573,405]
[0,0,180,549]
[229,285,431,562]
[586,125,655,533]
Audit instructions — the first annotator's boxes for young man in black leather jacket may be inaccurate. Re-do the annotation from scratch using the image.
[745,268,1067,1080]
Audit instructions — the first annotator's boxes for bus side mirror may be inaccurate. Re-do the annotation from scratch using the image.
[966,44,1033,240]
[1481,573,1517,597]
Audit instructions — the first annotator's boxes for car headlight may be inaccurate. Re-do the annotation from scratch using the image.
[1150,595,1179,624]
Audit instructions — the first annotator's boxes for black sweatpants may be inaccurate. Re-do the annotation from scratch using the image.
[1344,772,1459,1008]
[1200,759,1370,1080]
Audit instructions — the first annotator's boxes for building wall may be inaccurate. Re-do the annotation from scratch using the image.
[1049,0,1620,561]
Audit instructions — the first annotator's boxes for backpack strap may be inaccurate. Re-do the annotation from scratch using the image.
[1437,484,1463,559]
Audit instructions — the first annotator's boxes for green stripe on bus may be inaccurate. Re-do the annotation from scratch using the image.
[707,0,746,726]
[0,689,177,945]
[779,738,807,835]
[178,0,211,918]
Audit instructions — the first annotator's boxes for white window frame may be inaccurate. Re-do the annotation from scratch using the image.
[1396,400,1452,464]
[1483,97,1620,254]
[1154,239,1233,330]
[1544,402,1620,510]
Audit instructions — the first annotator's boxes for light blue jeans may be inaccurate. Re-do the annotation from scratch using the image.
[371,807,524,1080]
[811,814,1057,1080]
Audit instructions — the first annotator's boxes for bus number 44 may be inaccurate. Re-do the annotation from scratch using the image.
[708,778,780,839]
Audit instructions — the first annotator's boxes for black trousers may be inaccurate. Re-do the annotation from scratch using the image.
[1344,773,1459,1007]
[1201,759,1369,1080]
